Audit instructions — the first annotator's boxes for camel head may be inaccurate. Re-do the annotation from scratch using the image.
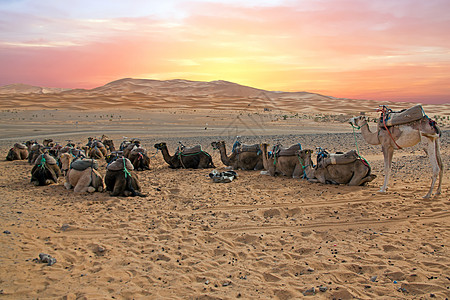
[154,142,167,150]
[211,141,225,150]
[59,153,72,175]
[296,149,314,166]
[349,115,367,128]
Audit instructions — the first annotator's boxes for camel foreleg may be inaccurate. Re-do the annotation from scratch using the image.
[380,146,394,193]
[423,138,442,198]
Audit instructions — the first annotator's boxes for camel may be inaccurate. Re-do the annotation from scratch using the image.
[349,106,443,198]
[260,143,304,178]
[105,157,145,197]
[31,153,61,186]
[128,148,150,171]
[211,141,263,170]
[123,140,141,158]
[60,153,105,193]
[6,143,28,161]
[87,140,107,159]
[154,142,215,169]
[28,143,45,164]
[297,149,376,186]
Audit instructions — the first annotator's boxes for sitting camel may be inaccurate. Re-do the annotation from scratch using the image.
[260,143,303,178]
[31,153,61,186]
[6,143,28,161]
[128,148,150,171]
[87,140,108,159]
[211,140,263,170]
[349,105,443,198]
[105,157,145,197]
[297,149,376,186]
[154,142,215,169]
[28,143,45,164]
[123,140,141,158]
[60,153,104,193]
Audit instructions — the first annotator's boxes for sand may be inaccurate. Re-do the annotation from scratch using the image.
[0,91,449,299]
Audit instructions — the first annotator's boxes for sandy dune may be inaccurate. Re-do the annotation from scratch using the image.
[0,80,449,299]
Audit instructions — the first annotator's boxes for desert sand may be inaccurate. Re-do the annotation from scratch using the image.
[0,81,449,299]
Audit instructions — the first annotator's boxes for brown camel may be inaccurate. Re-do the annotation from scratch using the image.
[30,153,61,186]
[6,143,28,161]
[128,148,150,171]
[297,149,376,186]
[349,106,443,198]
[211,141,263,170]
[105,157,145,197]
[60,153,105,193]
[154,142,215,169]
[260,143,303,178]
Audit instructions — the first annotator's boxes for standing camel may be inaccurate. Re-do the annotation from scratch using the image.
[349,108,443,198]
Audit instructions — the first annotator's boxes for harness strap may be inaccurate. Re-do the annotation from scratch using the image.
[123,159,131,178]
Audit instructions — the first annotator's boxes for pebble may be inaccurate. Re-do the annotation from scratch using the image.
[3,230,11,234]
[38,253,57,266]
[303,287,315,296]
[319,286,328,292]
[370,276,377,282]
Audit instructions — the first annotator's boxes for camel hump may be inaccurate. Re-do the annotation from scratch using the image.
[35,153,57,165]
[277,143,302,156]
[180,145,202,155]
[131,147,146,154]
[14,143,27,149]
[235,144,261,153]
[93,141,105,148]
[107,157,134,171]
[383,105,424,126]
[70,159,98,171]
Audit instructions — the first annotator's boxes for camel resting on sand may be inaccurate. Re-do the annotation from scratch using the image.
[60,153,105,193]
[260,143,303,178]
[6,143,28,161]
[154,142,215,169]
[297,149,376,186]
[31,153,61,186]
[211,140,263,170]
[349,104,443,198]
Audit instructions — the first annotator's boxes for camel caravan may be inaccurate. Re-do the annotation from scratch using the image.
[4,105,444,198]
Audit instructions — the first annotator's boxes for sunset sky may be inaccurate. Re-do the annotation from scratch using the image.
[1,0,449,103]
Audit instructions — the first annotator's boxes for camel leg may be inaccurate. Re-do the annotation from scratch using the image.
[380,146,394,193]
[423,138,441,198]
[435,139,443,195]
[74,174,92,193]
[292,164,302,179]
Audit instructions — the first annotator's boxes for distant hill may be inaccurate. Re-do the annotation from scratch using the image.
[0,78,332,100]
[0,83,69,94]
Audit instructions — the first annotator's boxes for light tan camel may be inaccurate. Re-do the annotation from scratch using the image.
[297,149,376,186]
[349,113,443,198]
[60,153,105,193]
[260,143,303,178]
[211,141,263,170]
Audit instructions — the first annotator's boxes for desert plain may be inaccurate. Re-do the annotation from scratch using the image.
[0,81,449,299]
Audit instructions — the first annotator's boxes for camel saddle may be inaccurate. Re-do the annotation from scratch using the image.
[14,143,27,149]
[70,158,98,171]
[272,143,302,157]
[107,157,134,171]
[178,145,202,155]
[232,142,261,154]
[34,153,57,165]
[317,150,359,169]
[380,105,424,127]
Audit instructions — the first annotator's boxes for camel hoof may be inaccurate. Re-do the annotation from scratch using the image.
[64,182,72,190]
[260,171,269,175]
[87,186,96,193]
[98,186,104,193]
[32,181,39,186]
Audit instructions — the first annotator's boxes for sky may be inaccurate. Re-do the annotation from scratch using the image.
[0,0,449,104]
